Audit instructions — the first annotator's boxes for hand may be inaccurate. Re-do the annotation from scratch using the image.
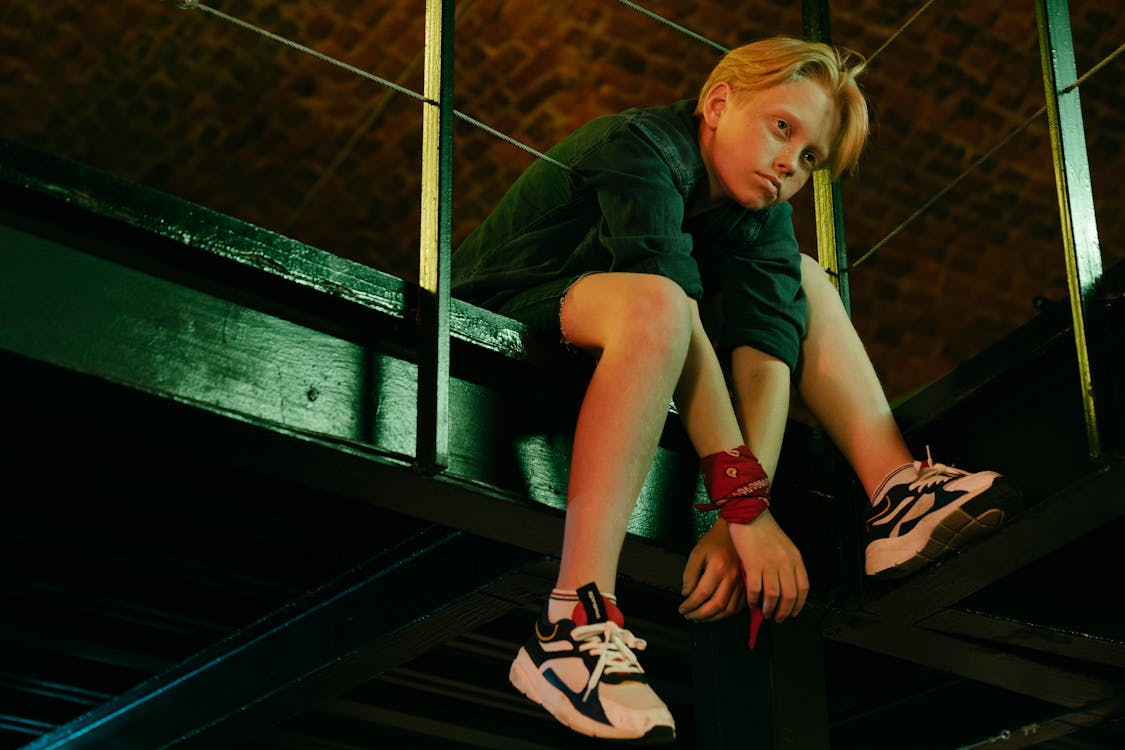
[727,510,808,622]
[678,518,746,622]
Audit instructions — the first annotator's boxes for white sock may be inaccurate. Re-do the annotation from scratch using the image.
[547,587,616,622]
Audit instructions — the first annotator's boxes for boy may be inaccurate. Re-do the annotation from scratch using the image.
[452,37,1022,743]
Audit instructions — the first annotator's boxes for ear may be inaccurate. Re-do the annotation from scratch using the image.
[701,82,731,128]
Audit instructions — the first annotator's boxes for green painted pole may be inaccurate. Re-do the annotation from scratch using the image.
[1036,0,1109,458]
[802,0,851,316]
[417,0,455,474]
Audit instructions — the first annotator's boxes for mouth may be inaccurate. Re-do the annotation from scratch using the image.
[758,173,780,197]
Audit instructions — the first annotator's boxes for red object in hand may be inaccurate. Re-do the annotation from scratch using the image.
[737,567,765,650]
[748,606,764,649]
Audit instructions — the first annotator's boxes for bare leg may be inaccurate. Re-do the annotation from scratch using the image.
[554,273,695,592]
[796,254,912,499]
[557,271,806,620]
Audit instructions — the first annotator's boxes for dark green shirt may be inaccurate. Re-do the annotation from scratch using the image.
[452,99,807,372]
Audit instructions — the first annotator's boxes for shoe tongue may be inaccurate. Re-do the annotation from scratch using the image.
[572,582,624,627]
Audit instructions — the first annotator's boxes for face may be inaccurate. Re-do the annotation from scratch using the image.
[698,79,836,210]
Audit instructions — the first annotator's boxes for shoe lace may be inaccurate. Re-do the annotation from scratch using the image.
[910,446,968,490]
[570,621,647,701]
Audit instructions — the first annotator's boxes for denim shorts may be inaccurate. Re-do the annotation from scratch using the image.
[495,274,587,346]
[495,268,805,371]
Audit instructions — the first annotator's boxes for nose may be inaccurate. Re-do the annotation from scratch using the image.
[775,148,796,177]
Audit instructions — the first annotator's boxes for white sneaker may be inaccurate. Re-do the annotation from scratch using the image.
[865,450,1023,578]
[508,582,675,743]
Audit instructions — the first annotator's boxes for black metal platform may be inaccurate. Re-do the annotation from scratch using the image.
[2,138,1123,749]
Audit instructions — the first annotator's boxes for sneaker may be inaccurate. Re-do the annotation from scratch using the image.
[865,450,1023,578]
[508,582,676,743]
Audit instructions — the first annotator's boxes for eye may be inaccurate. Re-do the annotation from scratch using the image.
[776,119,790,135]
[802,151,818,168]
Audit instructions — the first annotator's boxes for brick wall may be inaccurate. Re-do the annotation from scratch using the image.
[2,0,1122,401]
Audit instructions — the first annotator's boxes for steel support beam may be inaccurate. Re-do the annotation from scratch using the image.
[922,608,1125,670]
[20,530,546,750]
[827,616,1123,710]
[0,144,700,590]
[416,0,456,474]
[1036,0,1113,458]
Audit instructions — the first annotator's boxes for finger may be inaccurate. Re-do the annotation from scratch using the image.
[696,583,745,623]
[681,548,704,597]
[679,586,714,617]
[678,555,708,615]
[682,552,739,613]
[679,569,720,616]
[717,584,746,620]
[681,562,732,618]
[741,567,762,613]
[773,566,798,622]
[731,584,746,613]
[793,561,810,618]
[760,570,781,620]
[692,578,736,622]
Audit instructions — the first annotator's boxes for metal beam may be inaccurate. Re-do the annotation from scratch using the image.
[826,615,1123,709]
[1036,0,1112,457]
[0,349,691,592]
[20,530,547,750]
[0,137,578,373]
[0,217,699,588]
[939,694,1125,750]
[772,606,831,749]
[921,608,1125,670]
[0,135,699,573]
[416,0,456,474]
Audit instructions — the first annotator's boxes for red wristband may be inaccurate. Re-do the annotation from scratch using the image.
[694,495,770,524]
[696,445,771,525]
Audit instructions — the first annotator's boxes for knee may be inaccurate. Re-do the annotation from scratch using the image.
[610,275,693,353]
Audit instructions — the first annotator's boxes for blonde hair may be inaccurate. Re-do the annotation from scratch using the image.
[695,37,870,180]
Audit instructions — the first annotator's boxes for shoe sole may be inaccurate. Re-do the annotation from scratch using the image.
[509,648,676,744]
[867,478,1024,579]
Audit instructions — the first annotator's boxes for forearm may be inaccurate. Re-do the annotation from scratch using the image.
[729,346,791,481]
[672,300,745,457]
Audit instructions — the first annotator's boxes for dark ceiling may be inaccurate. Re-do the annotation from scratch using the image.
[3,0,1123,400]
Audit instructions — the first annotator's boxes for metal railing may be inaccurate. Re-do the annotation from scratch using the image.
[411,0,1112,465]
[173,0,1114,467]
[416,0,455,474]
[1036,0,1111,458]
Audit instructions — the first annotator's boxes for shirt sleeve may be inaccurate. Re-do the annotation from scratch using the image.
[574,124,704,299]
[717,202,808,374]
